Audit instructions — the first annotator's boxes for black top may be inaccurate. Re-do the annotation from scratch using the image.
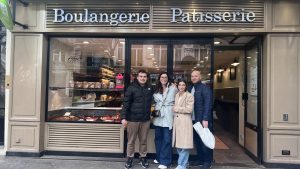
[121,81,154,122]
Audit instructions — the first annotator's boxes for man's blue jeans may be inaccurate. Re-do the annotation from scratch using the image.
[176,148,189,169]
[154,126,172,166]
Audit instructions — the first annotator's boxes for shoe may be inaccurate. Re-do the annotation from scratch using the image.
[175,165,181,169]
[158,164,167,169]
[124,157,133,169]
[201,162,212,169]
[153,159,159,164]
[189,160,203,166]
[140,157,149,168]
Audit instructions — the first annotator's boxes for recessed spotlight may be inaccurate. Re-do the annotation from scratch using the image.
[150,53,154,56]
[153,61,157,64]
[120,42,125,44]
[147,47,153,50]
[152,58,155,60]
[214,41,221,45]
[247,57,252,59]
[112,56,116,58]
[200,61,204,63]
[83,41,89,44]
[118,59,122,62]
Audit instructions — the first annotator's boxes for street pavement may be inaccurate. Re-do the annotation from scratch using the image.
[0,156,290,169]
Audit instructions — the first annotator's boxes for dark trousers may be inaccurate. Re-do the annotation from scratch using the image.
[154,126,172,166]
[192,121,213,164]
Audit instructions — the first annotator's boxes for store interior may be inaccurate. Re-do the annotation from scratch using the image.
[212,36,259,166]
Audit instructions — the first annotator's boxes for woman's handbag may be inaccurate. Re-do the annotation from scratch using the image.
[151,110,161,117]
[193,122,215,149]
[151,87,169,118]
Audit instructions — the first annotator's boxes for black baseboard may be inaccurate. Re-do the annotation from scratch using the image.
[44,151,124,158]
[6,151,43,157]
[263,161,300,169]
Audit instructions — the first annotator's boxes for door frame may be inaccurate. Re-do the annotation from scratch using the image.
[243,36,263,164]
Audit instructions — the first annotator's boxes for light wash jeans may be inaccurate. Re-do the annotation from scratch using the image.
[176,148,189,169]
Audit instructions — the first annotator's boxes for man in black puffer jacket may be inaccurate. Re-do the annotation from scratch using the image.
[121,69,154,169]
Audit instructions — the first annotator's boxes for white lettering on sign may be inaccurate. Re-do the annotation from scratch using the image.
[170,8,256,23]
[53,8,150,26]
[52,8,256,26]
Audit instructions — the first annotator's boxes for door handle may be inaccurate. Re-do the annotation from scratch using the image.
[242,93,248,101]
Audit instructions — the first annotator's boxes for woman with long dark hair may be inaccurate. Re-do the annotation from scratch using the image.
[153,72,177,169]
[172,79,194,169]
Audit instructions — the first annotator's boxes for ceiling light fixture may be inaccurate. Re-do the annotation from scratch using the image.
[83,41,89,44]
[214,41,221,45]
[217,66,225,73]
[231,59,240,66]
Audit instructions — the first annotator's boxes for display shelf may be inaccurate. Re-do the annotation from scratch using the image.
[49,87,124,92]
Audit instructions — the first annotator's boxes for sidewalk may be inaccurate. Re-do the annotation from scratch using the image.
[0,156,284,169]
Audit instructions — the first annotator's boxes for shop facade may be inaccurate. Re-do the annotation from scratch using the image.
[3,0,300,167]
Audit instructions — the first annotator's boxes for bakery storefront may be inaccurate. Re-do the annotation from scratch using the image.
[5,0,300,167]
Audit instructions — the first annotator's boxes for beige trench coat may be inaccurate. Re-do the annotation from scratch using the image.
[172,92,194,149]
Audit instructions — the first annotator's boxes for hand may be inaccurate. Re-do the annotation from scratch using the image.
[173,106,177,113]
[202,120,208,128]
[122,119,128,128]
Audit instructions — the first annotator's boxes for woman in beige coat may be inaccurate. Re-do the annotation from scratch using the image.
[172,79,194,169]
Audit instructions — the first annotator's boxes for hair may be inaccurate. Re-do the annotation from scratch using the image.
[177,79,188,92]
[191,68,201,74]
[137,69,148,76]
[155,72,173,94]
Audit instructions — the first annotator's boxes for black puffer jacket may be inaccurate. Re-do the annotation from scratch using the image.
[121,81,153,122]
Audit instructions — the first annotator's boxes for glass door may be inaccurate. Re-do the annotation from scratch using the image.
[130,43,168,85]
[172,40,213,86]
[243,37,262,163]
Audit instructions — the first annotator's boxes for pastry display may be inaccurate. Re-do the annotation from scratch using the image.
[69,80,75,88]
[95,82,101,88]
[48,63,124,123]
[51,115,80,121]
[88,82,95,88]
[75,81,83,88]
[83,81,89,89]
[85,116,98,122]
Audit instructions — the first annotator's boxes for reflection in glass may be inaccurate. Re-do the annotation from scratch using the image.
[131,44,167,85]
[173,44,211,84]
[48,38,125,123]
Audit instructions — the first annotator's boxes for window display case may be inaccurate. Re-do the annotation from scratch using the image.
[47,38,125,123]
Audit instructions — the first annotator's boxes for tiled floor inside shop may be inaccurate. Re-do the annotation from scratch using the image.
[213,122,259,168]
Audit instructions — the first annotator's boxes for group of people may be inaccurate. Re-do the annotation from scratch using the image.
[121,69,213,169]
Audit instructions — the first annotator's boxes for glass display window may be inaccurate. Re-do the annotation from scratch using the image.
[47,38,125,123]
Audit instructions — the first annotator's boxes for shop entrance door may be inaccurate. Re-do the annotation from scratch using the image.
[243,37,262,163]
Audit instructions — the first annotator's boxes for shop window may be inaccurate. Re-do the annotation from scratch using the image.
[130,44,167,85]
[47,38,125,123]
[173,44,212,84]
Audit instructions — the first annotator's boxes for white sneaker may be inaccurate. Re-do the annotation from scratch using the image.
[153,159,159,164]
[158,164,167,169]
